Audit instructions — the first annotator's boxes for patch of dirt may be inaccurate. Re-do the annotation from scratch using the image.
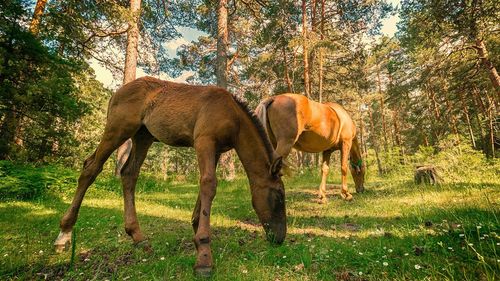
[414,245,424,256]
[331,223,361,232]
[335,270,367,281]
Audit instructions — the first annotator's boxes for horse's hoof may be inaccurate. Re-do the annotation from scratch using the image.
[134,240,153,253]
[319,197,328,204]
[194,265,213,278]
[54,231,72,253]
[341,193,353,201]
[54,241,70,253]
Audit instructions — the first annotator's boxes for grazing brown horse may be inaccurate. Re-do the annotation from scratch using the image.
[54,77,286,276]
[256,93,365,203]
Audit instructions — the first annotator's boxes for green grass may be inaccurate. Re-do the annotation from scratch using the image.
[0,165,498,280]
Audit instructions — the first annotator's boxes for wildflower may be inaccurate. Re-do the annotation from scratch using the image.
[383,262,388,266]
[447,247,453,250]
[39,250,44,255]
[388,249,393,253]
[459,234,465,237]
[358,272,363,276]
[282,255,287,259]
[3,253,8,257]
[476,225,482,229]
[359,252,363,255]
[404,253,409,256]
[414,264,421,270]
[294,263,305,272]
[142,259,147,262]
[160,257,165,261]
[242,269,248,274]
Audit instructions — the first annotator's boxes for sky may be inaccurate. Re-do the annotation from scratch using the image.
[92,0,401,88]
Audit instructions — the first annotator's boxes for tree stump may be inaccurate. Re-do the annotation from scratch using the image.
[414,165,441,185]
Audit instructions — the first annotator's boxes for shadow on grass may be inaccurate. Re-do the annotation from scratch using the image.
[1,172,498,280]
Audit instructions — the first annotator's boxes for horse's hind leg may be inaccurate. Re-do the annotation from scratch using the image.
[340,140,353,201]
[318,150,332,204]
[54,125,139,252]
[121,127,154,245]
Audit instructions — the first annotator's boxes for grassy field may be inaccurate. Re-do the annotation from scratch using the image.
[0,163,498,280]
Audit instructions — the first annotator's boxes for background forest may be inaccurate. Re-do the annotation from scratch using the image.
[0,0,499,280]
[1,0,498,175]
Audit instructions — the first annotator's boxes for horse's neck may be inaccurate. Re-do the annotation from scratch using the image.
[350,138,363,161]
[233,116,272,186]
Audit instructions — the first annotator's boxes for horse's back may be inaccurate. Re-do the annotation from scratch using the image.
[107,77,239,148]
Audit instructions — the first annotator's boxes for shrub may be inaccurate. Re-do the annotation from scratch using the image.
[0,161,76,200]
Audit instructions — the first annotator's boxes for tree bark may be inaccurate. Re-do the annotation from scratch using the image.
[115,0,142,176]
[30,0,48,35]
[302,0,310,98]
[475,39,500,92]
[460,92,476,148]
[376,65,388,151]
[216,0,235,179]
[368,107,383,175]
[318,0,325,103]
[282,47,293,92]
[216,0,229,88]
[486,94,496,157]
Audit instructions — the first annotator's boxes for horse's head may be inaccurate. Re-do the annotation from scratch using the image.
[251,156,286,244]
[350,158,365,193]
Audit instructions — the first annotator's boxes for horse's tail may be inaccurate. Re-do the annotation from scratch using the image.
[255,97,275,137]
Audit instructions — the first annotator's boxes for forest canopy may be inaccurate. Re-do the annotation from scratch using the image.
[0,0,498,171]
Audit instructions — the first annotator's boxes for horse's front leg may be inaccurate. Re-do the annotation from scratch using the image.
[340,141,353,201]
[318,150,332,204]
[193,139,218,277]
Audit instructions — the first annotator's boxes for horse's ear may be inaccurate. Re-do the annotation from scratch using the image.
[270,156,283,177]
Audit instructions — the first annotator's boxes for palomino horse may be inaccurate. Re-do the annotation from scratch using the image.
[256,93,365,203]
[54,77,286,276]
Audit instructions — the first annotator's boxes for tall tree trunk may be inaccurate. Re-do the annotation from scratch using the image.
[318,0,325,103]
[308,0,317,98]
[376,65,388,151]
[115,0,142,176]
[216,0,235,179]
[445,99,459,136]
[486,95,496,157]
[474,38,500,92]
[460,93,476,148]
[30,0,48,35]
[472,89,487,151]
[392,109,405,163]
[282,47,293,92]
[368,107,383,175]
[302,0,310,98]
[359,108,366,156]
[216,0,228,88]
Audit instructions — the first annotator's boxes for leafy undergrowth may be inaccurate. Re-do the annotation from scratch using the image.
[0,164,498,280]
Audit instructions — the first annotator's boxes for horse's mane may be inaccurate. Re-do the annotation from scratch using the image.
[230,94,275,163]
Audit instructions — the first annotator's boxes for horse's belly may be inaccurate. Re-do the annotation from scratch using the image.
[144,117,195,147]
[294,131,335,153]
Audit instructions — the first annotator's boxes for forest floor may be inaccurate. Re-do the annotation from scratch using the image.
[0,166,498,280]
